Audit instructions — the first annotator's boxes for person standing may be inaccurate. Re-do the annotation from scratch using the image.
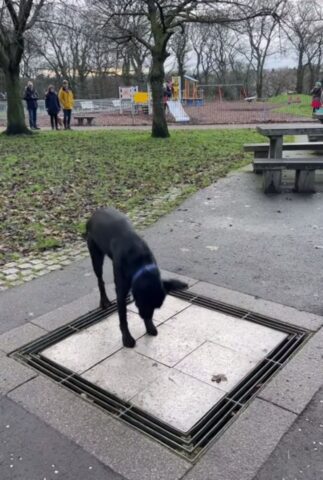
[310,81,322,113]
[45,85,61,130]
[23,81,40,129]
[58,79,74,129]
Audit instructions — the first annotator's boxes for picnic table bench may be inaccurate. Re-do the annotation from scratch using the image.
[74,115,96,126]
[244,142,323,158]
[250,124,323,193]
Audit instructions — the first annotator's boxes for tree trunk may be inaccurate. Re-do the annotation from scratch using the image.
[4,67,30,135]
[149,52,169,138]
[256,75,263,98]
[296,52,304,94]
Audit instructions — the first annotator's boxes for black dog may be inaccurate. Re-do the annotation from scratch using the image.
[86,207,188,348]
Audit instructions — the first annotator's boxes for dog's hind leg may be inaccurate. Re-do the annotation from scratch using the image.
[87,237,111,309]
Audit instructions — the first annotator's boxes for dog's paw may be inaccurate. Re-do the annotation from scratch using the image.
[146,324,158,336]
[100,299,111,309]
[123,335,136,348]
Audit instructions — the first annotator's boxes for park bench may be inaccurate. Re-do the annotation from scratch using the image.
[244,142,323,158]
[74,115,96,126]
[244,96,257,103]
[254,157,323,194]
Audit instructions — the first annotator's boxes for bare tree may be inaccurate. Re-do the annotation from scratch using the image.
[34,2,94,96]
[190,23,241,85]
[283,0,323,93]
[89,0,281,138]
[0,0,46,134]
[169,26,190,87]
[235,0,286,98]
[190,24,216,83]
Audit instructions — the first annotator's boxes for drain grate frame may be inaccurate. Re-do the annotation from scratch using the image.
[11,291,310,462]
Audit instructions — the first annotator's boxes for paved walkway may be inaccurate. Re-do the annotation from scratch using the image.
[0,166,322,479]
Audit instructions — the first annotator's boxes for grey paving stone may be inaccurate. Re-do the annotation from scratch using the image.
[32,285,116,331]
[254,386,323,480]
[0,397,125,480]
[175,341,259,393]
[83,349,169,401]
[2,268,19,275]
[129,295,191,324]
[6,274,19,282]
[18,263,33,269]
[259,328,323,414]
[0,323,47,354]
[0,352,36,395]
[189,281,323,331]
[8,376,191,480]
[130,369,224,433]
[31,263,46,271]
[42,310,144,374]
[183,398,296,480]
[47,264,63,271]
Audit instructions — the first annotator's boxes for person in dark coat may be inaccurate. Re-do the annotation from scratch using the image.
[23,81,40,129]
[45,85,61,130]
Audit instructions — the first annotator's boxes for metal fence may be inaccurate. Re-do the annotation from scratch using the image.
[0,96,315,128]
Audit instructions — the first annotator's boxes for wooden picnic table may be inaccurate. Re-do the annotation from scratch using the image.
[257,123,323,158]
[256,124,323,193]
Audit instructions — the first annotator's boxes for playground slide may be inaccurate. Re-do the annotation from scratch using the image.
[167,100,190,122]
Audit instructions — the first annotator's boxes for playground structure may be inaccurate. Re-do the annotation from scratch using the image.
[117,79,191,122]
[200,83,247,102]
[182,75,204,106]
[118,86,152,115]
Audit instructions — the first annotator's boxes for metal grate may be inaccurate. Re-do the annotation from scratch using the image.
[11,292,309,462]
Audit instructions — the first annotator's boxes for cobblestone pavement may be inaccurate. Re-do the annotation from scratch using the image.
[0,187,183,291]
[0,242,88,291]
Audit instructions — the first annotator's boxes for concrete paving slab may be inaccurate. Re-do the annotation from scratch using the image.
[259,327,323,414]
[183,398,297,480]
[0,396,125,480]
[82,349,169,401]
[166,304,287,361]
[41,310,145,374]
[0,322,47,354]
[135,321,204,367]
[188,281,323,331]
[254,387,323,480]
[129,295,191,324]
[130,369,225,433]
[8,376,190,480]
[0,352,36,396]
[175,341,258,392]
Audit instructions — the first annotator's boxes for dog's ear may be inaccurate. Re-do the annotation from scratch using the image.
[163,279,188,293]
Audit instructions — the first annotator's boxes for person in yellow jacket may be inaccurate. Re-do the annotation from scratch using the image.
[58,79,74,129]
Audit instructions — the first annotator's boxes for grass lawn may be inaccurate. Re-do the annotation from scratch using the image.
[0,128,263,264]
[268,94,313,118]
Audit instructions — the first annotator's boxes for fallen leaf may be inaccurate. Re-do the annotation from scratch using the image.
[211,374,228,383]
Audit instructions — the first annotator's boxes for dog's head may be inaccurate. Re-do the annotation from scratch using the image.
[132,275,188,320]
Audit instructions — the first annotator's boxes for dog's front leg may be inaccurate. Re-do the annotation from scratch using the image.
[144,318,158,336]
[116,286,136,348]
